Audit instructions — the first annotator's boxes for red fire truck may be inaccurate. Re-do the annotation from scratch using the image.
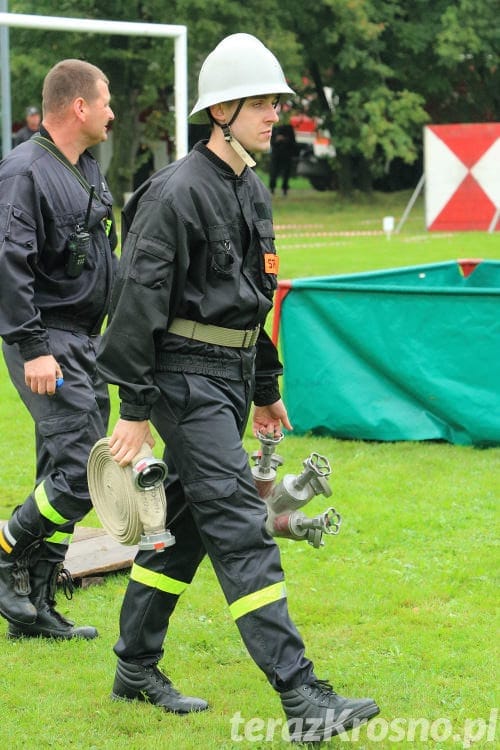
[290,113,336,191]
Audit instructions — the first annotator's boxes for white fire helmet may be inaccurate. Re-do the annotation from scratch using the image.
[190,33,294,122]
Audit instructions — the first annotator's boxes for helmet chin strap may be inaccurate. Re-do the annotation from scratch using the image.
[217,98,256,168]
[221,124,256,167]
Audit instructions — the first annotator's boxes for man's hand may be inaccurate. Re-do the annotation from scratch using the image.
[24,355,63,396]
[253,399,292,438]
[108,419,155,467]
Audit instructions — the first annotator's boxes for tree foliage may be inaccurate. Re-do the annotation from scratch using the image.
[4,0,499,195]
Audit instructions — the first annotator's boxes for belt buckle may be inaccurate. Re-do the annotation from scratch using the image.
[244,325,259,347]
[241,328,251,347]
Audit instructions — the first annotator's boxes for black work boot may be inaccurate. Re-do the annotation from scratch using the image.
[112,659,209,713]
[0,525,38,625]
[7,561,97,640]
[281,679,379,742]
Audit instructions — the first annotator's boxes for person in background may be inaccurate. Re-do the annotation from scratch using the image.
[269,105,297,196]
[0,59,117,641]
[12,106,41,148]
[97,33,379,743]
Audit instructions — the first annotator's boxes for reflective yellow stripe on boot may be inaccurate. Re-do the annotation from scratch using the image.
[0,527,13,554]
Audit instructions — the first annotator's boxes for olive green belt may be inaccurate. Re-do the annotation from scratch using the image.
[168,318,260,348]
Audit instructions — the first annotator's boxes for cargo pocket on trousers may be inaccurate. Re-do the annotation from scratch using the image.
[184,475,238,504]
[37,411,90,476]
[184,475,268,557]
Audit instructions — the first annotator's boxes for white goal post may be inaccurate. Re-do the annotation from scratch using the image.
[0,12,188,159]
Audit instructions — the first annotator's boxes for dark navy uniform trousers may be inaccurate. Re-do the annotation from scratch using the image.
[115,350,317,692]
[2,327,109,562]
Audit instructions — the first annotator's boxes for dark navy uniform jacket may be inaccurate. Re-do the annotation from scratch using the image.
[0,133,117,361]
[98,141,284,420]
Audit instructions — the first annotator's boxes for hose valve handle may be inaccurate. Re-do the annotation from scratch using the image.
[255,431,284,472]
[251,431,284,483]
[293,452,332,498]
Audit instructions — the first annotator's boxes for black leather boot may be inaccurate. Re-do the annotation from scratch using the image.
[0,525,38,625]
[280,679,379,742]
[112,659,209,713]
[7,561,97,640]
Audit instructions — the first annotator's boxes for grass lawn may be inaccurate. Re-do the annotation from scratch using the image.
[0,185,498,749]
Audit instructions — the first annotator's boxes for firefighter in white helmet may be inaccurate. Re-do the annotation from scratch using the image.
[97,33,379,741]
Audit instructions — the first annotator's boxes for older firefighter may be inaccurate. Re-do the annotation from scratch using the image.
[97,34,379,741]
[0,60,117,640]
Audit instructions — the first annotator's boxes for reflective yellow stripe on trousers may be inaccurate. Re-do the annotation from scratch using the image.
[45,530,73,546]
[34,482,69,525]
[130,563,189,596]
[229,581,287,621]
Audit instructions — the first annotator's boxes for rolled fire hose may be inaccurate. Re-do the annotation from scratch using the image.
[87,437,175,551]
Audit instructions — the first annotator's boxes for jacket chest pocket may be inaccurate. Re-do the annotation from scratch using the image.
[207,224,238,280]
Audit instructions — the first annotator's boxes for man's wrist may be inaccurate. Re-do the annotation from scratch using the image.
[119,402,151,421]
[253,382,281,406]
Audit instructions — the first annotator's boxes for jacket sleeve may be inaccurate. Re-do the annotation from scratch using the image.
[253,326,283,406]
[0,178,51,360]
[97,195,183,420]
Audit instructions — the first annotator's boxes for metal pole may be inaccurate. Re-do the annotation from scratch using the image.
[0,0,12,159]
[488,206,499,234]
[174,28,188,158]
[0,13,188,159]
[395,173,425,234]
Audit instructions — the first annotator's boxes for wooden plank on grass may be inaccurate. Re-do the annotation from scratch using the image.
[1,520,137,581]
[65,527,138,579]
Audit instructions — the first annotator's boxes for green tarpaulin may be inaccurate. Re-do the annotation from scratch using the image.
[277,260,500,446]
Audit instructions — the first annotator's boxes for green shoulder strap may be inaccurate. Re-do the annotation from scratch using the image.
[32,134,98,198]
